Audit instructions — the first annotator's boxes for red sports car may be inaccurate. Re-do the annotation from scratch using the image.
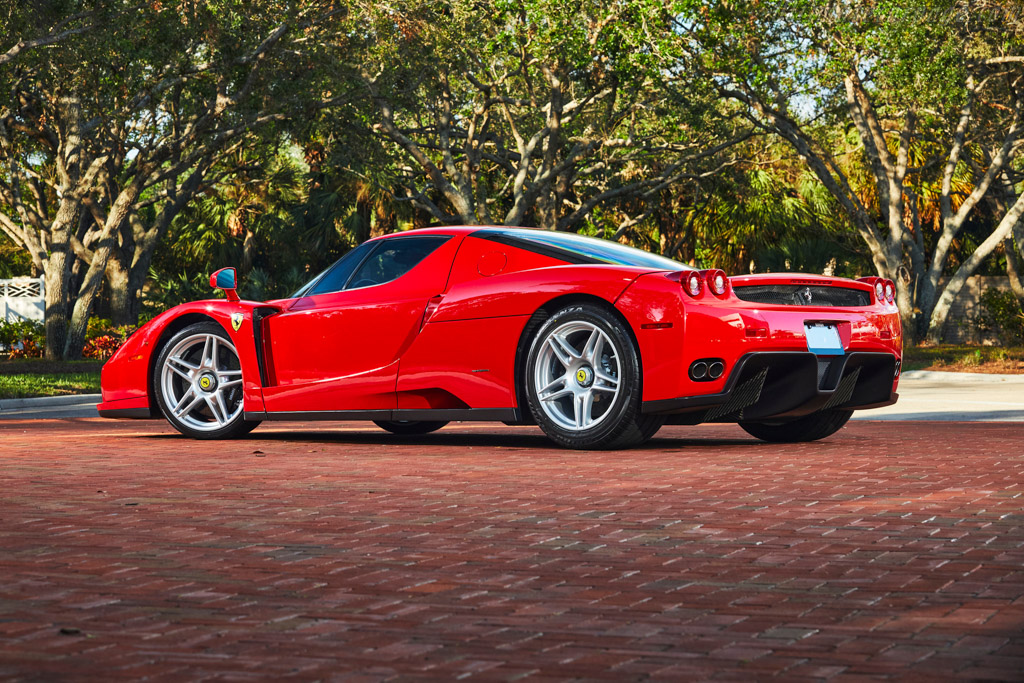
[98,227,901,449]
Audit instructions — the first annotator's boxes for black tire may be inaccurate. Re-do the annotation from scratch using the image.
[373,420,448,435]
[153,321,260,440]
[524,302,662,450]
[739,408,853,443]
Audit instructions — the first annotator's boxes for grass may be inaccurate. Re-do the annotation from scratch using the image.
[0,359,103,399]
[901,345,1024,374]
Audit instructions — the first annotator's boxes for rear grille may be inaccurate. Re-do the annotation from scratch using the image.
[733,284,870,307]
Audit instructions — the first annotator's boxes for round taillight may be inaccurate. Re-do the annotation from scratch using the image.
[884,280,895,303]
[708,270,728,296]
[684,271,702,297]
[875,281,884,301]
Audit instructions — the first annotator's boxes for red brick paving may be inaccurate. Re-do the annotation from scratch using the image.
[0,418,1022,681]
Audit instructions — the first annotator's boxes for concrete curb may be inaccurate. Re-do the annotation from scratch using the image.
[0,393,101,411]
[900,370,1024,383]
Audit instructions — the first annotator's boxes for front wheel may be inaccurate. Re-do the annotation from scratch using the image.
[525,303,662,450]
[739,408,852,443]
[154,322,260,439]
[373,420,448,435]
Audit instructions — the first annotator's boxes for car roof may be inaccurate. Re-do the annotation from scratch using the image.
[372,226,693,271]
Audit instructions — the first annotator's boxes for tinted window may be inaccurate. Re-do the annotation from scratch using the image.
[296,241,377,298]
[347,236,450,289]
[477,228,693,271]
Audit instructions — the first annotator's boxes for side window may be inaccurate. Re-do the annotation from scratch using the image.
[346,236,450,290]
[304,241,377,297]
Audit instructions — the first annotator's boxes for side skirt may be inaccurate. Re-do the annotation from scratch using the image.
[245,408,519,423]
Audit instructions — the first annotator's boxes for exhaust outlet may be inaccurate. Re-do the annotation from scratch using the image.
[689,358,725,382]
[689,361,708,380]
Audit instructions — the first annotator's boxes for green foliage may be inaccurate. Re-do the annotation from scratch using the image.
[0,319,45,351]
[0,234,32,278]
[978,288,1024,345]
[148,145,324,311]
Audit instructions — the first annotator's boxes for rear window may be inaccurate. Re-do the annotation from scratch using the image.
[475,228,693,271]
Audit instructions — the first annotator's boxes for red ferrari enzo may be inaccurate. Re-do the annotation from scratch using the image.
[98,227,901,449]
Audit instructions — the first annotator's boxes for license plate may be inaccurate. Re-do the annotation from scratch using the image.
[805,323,844,355]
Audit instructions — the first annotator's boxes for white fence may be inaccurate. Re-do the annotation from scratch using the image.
[1,276,45,323]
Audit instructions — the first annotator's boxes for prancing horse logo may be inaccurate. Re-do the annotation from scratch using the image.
[230,312,243,332]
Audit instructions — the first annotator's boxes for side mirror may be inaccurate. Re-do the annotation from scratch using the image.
[209,267,239,302]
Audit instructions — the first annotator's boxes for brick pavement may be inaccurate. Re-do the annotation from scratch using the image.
[0,419,1022,681]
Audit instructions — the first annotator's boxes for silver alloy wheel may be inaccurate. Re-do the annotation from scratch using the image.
[533,320,621,432]
[160,332,244,432]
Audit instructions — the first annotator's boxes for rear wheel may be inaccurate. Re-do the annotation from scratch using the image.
[154,322,260,439]
[739,408,852,443]
[373,420,448,435]
[525,303,662,450]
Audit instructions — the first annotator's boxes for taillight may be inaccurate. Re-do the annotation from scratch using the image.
[705,269,729,296]
[683,271,702,297]
[857,275,893,305]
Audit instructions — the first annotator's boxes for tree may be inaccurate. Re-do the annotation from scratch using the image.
[0,0,347,357]
[683,0,1024,342]
[342,0,748,234]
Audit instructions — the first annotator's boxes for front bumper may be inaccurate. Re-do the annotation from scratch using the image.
[642,351,898,423]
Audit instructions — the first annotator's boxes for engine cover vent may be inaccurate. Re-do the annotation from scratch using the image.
[733,284,870,307]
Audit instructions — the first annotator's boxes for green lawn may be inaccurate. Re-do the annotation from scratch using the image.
[0,360,103,399]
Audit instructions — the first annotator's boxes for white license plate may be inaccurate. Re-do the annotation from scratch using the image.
[805,323,844,355]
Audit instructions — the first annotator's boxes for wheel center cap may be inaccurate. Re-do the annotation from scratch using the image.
[575,366,594,388]
[198,373,217,393]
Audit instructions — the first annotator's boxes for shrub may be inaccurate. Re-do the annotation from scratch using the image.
[978,288,1024,346]
[0,319,45,355]
[0,317,137,360]
[82,319,138,360]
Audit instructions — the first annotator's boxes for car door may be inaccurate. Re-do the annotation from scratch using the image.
[261,234,460,414]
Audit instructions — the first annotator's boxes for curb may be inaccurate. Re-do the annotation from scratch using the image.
[900,370,1024,383]
[0,393,101,411]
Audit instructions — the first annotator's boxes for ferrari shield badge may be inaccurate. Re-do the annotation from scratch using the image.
[230,312,243,332]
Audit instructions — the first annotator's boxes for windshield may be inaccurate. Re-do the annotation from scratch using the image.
[474,228,693,271]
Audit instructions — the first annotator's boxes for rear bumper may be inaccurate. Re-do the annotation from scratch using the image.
[642,351,898,423]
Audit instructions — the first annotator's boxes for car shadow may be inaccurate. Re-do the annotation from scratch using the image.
[140,427,764,450]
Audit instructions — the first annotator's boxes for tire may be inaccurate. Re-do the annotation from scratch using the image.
[739,408,853,443]
[524,302,662,450]
[153,322,260,439]
[373,420,448,435]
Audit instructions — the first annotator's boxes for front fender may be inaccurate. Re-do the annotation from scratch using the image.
[98,300,280,417]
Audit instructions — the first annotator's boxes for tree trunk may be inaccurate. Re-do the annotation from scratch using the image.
[925,192,1024,343]
[1008,228,1024,309]
[42,201,80,359]
[353,199,372,243]
[105,262,139,326]
[43,247,72,360]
